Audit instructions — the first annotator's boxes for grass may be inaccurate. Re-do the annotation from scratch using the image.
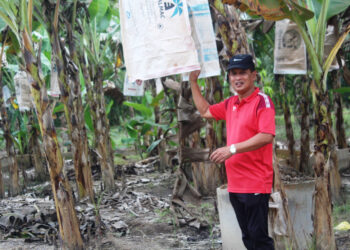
[154,208,173,224]
[114,153,147,165]
[333,200,350,226]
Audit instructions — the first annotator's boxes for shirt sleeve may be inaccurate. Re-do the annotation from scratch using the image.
[209,99,227,121]
[257,108,275,136]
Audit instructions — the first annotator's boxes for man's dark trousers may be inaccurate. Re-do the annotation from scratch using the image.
[229,193,274,250]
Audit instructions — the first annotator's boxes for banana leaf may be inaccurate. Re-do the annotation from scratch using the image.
[312,0,350,20]
[322,23,350,86]
[123,101,153,117]
[333,87,350,94]
[222,0,314,21]
[0,16,6,31]
[88,0,109,20]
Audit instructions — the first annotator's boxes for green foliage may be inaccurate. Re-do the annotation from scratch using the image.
[123,101,153,117]
[333,87,350,94]
[333,200,350,226]
[106,100,114,115]
[84,105,94,132]
[146,139,162,154]
[7,107,30,154]
[311,0,350,20]
[121,89,177,156]
[88,0,109,20]
[53,103,65,114]
[155,208,173,224]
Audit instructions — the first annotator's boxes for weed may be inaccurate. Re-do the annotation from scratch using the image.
[333,200,350,226]
[93,190,105,218]
[146,182,155,189]
[201,202,213,210]
[155,208,172,223]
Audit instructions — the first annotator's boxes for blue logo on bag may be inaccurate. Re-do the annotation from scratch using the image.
[167,0,183,17]
[172,0,183,17]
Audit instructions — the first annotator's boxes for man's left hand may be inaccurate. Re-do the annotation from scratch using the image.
[210,146,232,164]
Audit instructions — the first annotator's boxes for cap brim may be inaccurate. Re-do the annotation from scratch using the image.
[227,65,252,71]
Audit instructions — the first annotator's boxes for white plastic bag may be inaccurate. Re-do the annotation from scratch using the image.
[324,25,344,71]
[182,0,221,81]
[120,0,200,82]
[156,78,164,94]
[123,75,144,97]
[14,71,33,111]
[48,57,60,97]
[2,85,11,108]
[269,192,288,236]
[274,19,307,75]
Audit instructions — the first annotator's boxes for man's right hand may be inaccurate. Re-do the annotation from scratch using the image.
[189,69,213,119]
[189,70,201,83]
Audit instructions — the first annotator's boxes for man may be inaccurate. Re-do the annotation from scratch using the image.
[189,54,275,250]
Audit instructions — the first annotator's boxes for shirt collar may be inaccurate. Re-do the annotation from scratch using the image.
[234,87,260,105]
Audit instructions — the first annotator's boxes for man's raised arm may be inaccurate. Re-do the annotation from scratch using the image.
[189,70,213,119]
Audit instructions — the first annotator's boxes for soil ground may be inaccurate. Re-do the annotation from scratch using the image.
[0,154,349,250]
[0,158,221,250]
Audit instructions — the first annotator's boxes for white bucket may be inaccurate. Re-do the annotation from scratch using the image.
[216,186,245,250]
[217,181,315,250]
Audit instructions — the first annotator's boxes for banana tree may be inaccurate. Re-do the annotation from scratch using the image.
[0,0,83,248]
[223,0,350,249]
[210,0,250,62]
[0,25,47,182]
[279,75,298,169]
[299,76,311,174]
[0,29,20,196]
[78,1,118,191]
[37,0,95,201]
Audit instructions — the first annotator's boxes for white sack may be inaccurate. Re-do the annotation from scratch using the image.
[14,71,33,111]
[48,57,60,97]
[269,192,288,236]
[2,85,11,108]
[120,0,200,82]
[182,0,221,81]
[274,19,307,75]
[156,78,164,94]
[324,25,344,71]
[123,76,144,97]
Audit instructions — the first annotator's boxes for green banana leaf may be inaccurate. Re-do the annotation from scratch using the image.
[88,0,109,20]
[312,0,350,20]
[0,16,6,31]
[222,0,314,21]
[333,87,350,94]
[123,101,153,117]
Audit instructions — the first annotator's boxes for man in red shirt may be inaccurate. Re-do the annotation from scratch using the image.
[190,54,275,250]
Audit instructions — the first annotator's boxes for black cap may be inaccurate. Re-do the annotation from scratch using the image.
[227,54,255,71]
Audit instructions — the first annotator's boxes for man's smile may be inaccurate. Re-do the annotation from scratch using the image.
[234,81,244,87]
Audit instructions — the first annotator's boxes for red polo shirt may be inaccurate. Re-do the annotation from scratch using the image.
[209,88,275,193]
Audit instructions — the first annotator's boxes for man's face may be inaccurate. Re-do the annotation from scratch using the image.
[228,68,257,98]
